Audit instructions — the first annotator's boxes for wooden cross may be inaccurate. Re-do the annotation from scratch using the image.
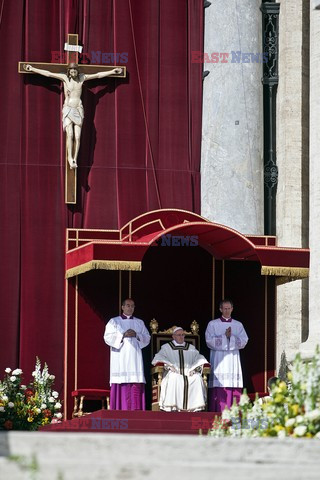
[19,33,126,204]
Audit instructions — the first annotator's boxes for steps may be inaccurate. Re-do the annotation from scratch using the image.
[41,409,220,434]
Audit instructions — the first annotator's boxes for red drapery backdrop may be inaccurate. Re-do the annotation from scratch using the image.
[0,0,203,391]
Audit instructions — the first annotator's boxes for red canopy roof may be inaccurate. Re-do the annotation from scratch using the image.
[66,209,309,281]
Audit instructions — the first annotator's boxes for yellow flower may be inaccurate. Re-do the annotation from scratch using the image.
[274,425,284,433]
[274,382,287,395]
[274,394,285,403]
[279,381,287,391]
[287,371,293,381]
[290,404,300,416]
[27,416,34,422]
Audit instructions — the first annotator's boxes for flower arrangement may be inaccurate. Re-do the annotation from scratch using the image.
[208,346,320,438]
[0,357,62,431]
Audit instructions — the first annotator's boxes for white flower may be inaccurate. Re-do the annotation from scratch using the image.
[52,391,59,398]
[20,385,27,390]
[40,403,47,409]
[32,371,36,377]
[285,418,296,428]
[229,427,242,437]
[5,368,11,373]
[8,402,15,408]
[55,412,63,419]
[48,397,55,403]
[54,402,62,410]
[315,432,320,440]
[49,375,55,380]
[12,368,22,376]
[35,408,41,414]
[239,393,250,407]
[1,395,8,402]
[305,409,320,422]
[251,401,263,416]
[221,408,231,421]
[0,406,5,412]
[10,376,16,382]
[296,415,305,424]
[277,430,286,439]
[294,425,307,437]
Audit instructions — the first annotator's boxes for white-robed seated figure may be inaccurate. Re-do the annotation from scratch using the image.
[152,327,209,412]
[103,298,150,410]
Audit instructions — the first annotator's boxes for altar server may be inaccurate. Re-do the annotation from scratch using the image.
[152,327,209,412]
[205,299,248,412]
[104,298,150,410]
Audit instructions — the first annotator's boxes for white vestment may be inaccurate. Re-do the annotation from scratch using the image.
[205,318,248,388]
[152,342,209,412]
[104,316,150,384]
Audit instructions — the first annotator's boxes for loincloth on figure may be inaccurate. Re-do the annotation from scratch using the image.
[62,105,84,130]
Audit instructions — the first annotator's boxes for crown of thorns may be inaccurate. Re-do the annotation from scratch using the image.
[67,63,80,72]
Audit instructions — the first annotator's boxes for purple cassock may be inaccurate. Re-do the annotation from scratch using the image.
[110,383,146,410]
[208,386,242,412]
[104,313,151,411]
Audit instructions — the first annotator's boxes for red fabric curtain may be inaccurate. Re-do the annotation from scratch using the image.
[0,0,203,390]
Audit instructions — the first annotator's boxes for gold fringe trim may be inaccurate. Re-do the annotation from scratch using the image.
[261,266,309,278]
[66,260,142,278]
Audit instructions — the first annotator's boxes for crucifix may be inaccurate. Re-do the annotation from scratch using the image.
[19,33,126,204]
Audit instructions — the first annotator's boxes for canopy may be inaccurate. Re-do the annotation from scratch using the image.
[66,209,309,281]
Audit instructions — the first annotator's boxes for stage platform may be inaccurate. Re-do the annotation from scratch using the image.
[41,409,220,435]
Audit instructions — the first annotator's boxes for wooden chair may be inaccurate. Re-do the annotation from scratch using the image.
[71,388,110,418]
[150,319,211,411]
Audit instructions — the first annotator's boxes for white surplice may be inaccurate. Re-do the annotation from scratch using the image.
[104,316,150,384]
[152,341,209,412]
[205,318,248,388]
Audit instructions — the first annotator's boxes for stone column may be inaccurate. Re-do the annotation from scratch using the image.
[201,0,264,234]
[276,0,309,367]
[299,1,320,359]
[313,0,320,10]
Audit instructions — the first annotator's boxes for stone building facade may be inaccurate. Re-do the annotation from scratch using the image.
[201,0,320,369]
